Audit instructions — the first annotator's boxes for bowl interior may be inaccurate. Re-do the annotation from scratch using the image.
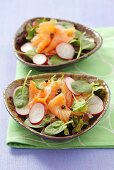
[4,73,110,140]
[13,17,103,71]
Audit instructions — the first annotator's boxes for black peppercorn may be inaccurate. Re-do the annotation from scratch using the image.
[57,88,62,94]
[61,105,66,109]
[50,33,54,38]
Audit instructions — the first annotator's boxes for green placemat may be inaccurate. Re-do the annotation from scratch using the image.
[6,27,114,149]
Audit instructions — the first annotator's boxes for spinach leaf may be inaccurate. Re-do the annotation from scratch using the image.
[57,21,74,28]
[13,86,29,108]
[26,26,36,40]
[77,104,88,112]
[25,50,36,59]
[70,30,96,58]
[44,121,67,135]
[77,33,95,58]
[71,80,92,93]
[24,117,51,128]
[33,78,47,83]
[16,50,36,60]
[72,98,86,112]
[44,120,73,136]
[13,70,32,108]
[81,37,96,50]
[48,55,66,65]
[33,78,46,90]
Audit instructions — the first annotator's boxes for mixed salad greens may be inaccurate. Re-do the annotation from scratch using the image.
[12,71,105,137]
[16,18,96,65]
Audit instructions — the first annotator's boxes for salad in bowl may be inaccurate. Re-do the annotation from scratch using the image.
[14,17,102,71]
[4,72,110,140]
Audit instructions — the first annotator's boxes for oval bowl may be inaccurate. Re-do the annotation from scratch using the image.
[13,17,103,71]
[4,73,110,140]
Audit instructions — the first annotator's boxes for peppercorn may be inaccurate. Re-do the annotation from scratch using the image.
[61,105,66,109]
[50,33,54,38]
[57,88,62,94]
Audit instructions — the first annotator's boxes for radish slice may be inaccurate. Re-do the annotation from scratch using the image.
[29,103,45,124]
[15,105,29,116]
[21,42,34,52]
[88,95,104,116]
[65,77,79,95]
[56,43,75,60]
[33,54,47,65]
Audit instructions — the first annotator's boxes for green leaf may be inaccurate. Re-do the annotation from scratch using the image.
[24,117,51,128]
[72,98,86,112]
[35,18,47,24]
[57,21,74,28]
[26,27,36,40]
[70,39,80,46]
[13,86,29,108]
[77,104,88,112]
[13,70,32,108]
[72,31,96,58]
[81,37,96,50]
[44,120,67,135]
[75,30,83,38]
[71,80,92,93]
[48,55,66,65]
[25,50,36,59]
[33,78,47,83]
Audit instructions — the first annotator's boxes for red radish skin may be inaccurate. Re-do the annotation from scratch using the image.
[29,103,45,125]
[21,42,34,52]
[56,43,75,60]
[33,54,47,65]
[65,77,79,95]
[15,105,29,116]
[88,95,104,116]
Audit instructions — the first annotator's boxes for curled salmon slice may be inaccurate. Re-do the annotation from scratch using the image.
[48,93,71,123]
[33,21,56,53]
[43,27,74,53]
[46,81,61,103]
[28,80,47,108]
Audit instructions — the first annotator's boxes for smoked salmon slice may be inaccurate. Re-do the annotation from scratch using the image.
[48,93,71,122]
[28,80,47,108]
[43,26,75,54]
[46,81,61,103]
[31,21,56,53]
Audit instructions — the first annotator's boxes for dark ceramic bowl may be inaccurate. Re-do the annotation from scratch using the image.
[13,17,103,71]
[4,73,110,140]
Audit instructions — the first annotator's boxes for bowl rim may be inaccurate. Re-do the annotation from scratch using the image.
[3,72,110,140]
[13,17,103,68]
